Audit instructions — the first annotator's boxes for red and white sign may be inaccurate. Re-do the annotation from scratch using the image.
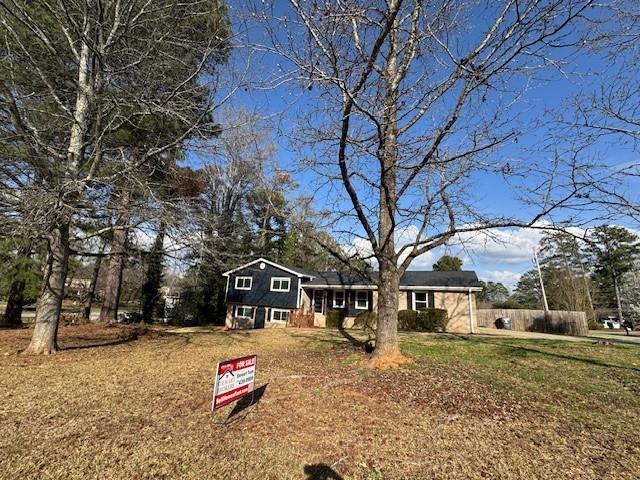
[212,354,257,410]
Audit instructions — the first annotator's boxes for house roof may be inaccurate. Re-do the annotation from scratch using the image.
[223,257,482,290]
[304,270,482,289]
[399,271,482,288]
[222,257,315,278]
[303,271,374,287]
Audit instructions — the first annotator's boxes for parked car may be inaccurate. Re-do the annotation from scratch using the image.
[117,311,141,323]
[598,316,621,329]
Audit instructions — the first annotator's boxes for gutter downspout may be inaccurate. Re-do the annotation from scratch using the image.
[224,276,230,300]
[468,288,476,334]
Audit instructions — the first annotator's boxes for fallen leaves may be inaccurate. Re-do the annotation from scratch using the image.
[0,325,639,479]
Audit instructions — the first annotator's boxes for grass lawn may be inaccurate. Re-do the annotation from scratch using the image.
[1,324,639,479]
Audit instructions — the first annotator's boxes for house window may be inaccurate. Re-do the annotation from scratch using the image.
[313,290,325,314]
[333,290,345,308]
[235,276,252,290]
[414,292,429,310]
[271,309,289,323]
[355,291,368,310]
[270,277,291,292]
[235,306,254,319]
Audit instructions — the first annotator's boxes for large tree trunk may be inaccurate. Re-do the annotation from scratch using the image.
[98,226,128,322]
[369,17,410,369]
[23,25,94,353]
[371,258,409,368]
[83,252,103,320]
[23,224,70,354]
[613,274,624,322]
[99,188,132,322]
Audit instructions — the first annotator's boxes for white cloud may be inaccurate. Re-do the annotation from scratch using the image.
[451,228,543,265]
[338,223,639,291]
[405,250,437,270]
[342,224,559,290]
[478,270,522,289]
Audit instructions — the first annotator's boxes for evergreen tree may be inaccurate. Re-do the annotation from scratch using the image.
[478,281,510,305]
[587,226,640,320]
[0,240,43,327]
[0,1,230,352]
[538,232,594,313]
[511,270,545,309]
[141,223,166,322]
[432,255,463,271]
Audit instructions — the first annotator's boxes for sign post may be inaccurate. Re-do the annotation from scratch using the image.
[212,354,257,411]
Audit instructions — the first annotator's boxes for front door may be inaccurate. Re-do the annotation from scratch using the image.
[254,307,266,329]
[313,289,325,315]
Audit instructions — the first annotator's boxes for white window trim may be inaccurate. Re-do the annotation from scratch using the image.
[235,276,253,290]
[413,291,429,310]
[235,305,254,319]
[333,290,345,308]
[355,291,369,310]
[270,308,289,323]
[270,277,291,292]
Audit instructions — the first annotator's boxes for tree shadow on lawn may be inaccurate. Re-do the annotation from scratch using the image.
[282,330,348,348]
[60,329,146,351]
[303,463,344,480]
[337,324,373,353]
[496,342,640,372]
[459,335,640,373]
[168,329,256,348]
[284,328,373,354]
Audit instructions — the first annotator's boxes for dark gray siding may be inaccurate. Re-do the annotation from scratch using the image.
[226,263,300,309]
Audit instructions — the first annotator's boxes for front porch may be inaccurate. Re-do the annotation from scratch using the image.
[300,287,377,328]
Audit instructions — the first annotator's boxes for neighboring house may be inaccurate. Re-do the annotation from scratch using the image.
[222,257,483,333]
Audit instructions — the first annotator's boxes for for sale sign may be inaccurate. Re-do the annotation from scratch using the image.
[212,354,257,410]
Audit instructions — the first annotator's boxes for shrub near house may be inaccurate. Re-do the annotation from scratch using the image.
[398,309,448,332]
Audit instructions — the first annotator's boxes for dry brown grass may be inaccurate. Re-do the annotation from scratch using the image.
[1,324,639,479]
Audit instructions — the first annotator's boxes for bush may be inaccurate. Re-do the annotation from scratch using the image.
[588,318,603,330]
[354,311,377,333]
[398,310,418,331]
[398,308,448,332]
[325,309,346,328]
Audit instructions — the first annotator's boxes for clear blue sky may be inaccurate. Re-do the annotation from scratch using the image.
[189,2,639,289]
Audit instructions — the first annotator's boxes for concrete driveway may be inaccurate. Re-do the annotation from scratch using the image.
[476,326,640,346]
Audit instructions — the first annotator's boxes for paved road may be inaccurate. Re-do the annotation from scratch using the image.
[476,326,640,346]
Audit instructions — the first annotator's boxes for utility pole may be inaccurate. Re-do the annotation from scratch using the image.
[533,247,549,312]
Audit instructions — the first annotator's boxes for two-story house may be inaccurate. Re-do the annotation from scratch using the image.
[223,257,483,333]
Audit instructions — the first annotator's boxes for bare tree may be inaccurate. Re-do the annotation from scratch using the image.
[258,0,599,366]
[560,1,640,220]
[0,0,231,353]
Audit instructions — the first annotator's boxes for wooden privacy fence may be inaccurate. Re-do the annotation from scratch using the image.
[477,309,589,337]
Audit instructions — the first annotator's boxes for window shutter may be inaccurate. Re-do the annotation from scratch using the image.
[428,292,435,308]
